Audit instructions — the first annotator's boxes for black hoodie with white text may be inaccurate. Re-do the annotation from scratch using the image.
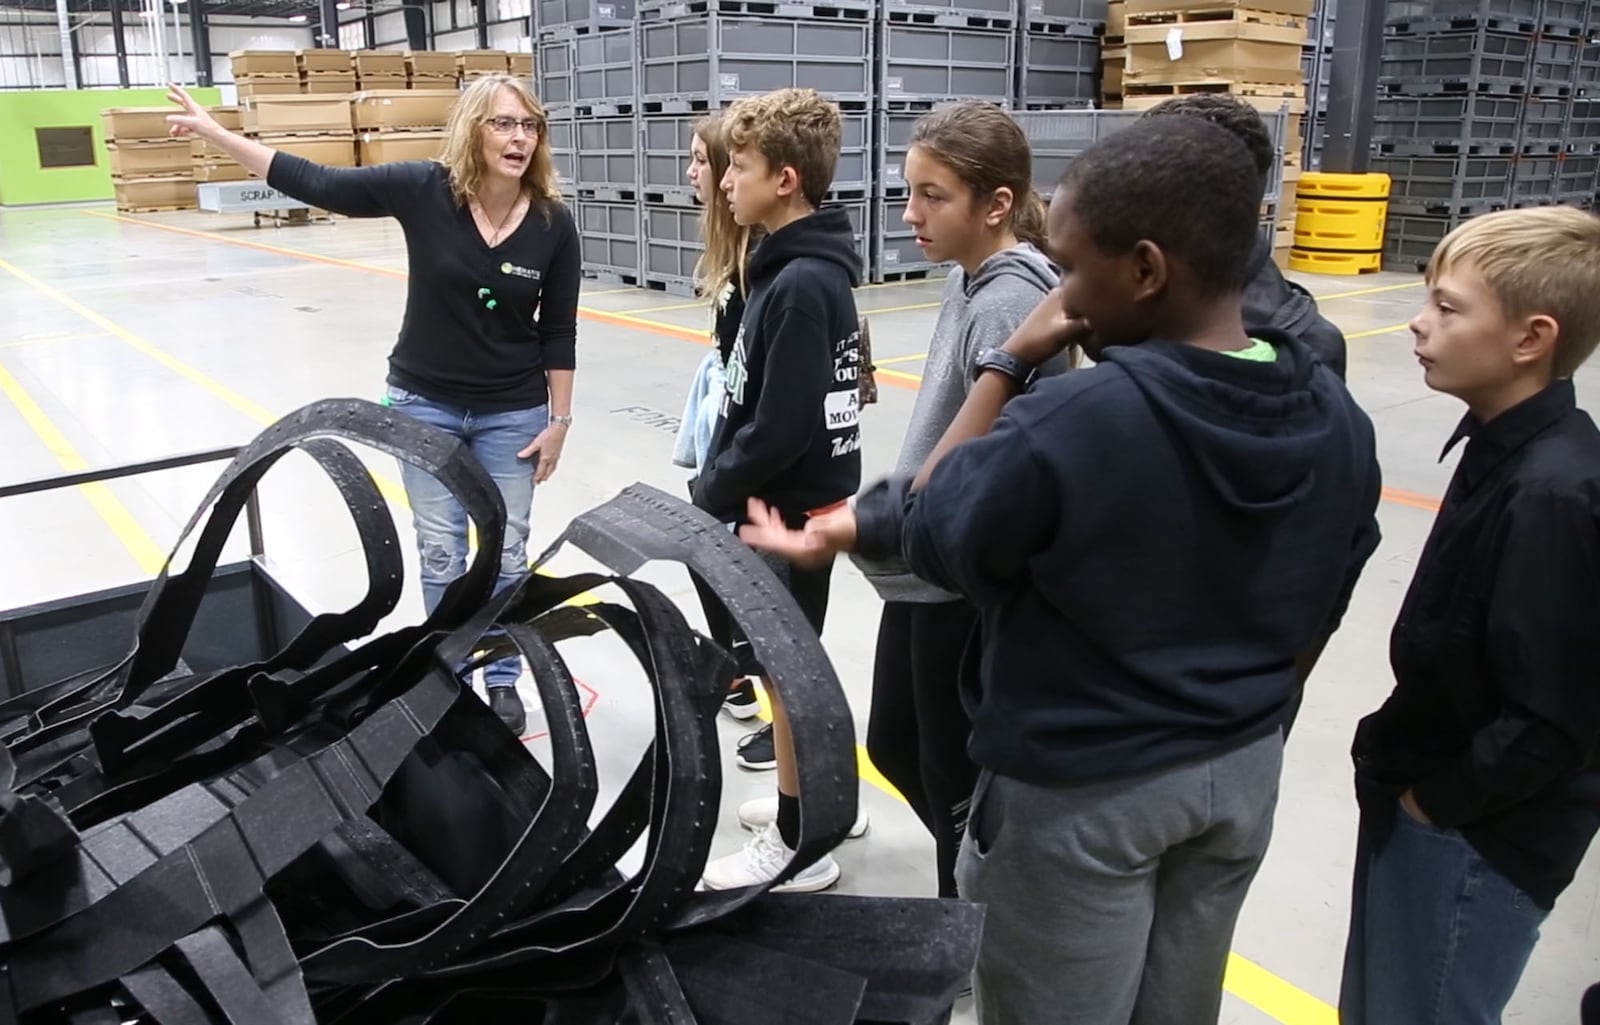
[692,206,864,523]
[854,331,1383,785]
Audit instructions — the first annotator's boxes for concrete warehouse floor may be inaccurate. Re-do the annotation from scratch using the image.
[0,201,1595,1025]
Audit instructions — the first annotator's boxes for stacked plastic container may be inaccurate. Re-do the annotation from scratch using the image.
[1301,0,1334,169]
[1375,0,1597,271]
[536,0,643,286]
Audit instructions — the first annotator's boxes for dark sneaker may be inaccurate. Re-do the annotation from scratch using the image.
[488,686,527,735]
[735,722,776,770]
[723,677,761,720]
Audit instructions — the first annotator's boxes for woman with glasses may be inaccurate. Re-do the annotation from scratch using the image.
[165,74,579,737]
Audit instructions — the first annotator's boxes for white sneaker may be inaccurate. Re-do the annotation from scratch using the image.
[736,795,870,839]
[700,823,840,893]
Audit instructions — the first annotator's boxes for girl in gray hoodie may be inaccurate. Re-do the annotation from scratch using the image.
[851,102,1068,897]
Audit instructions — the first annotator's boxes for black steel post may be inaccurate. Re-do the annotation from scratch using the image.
[108,0,131,88]
[473,0,489,48]
[1320,0,1386,173]
[402,0,428,52]
[317,0,340,47]
[188,0,212,85]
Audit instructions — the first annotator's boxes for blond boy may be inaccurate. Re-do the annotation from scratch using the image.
[690,88,864,891]
[1342,205,1600,1024]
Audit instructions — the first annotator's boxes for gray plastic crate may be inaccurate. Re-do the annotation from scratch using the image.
[1518,96,1568,150]
[1013,108,1142,194]
[1016,32,1099,107]
[883,0,1016,29]
[1536,0,1586,26]
[1530,32,1579,87]
[870,198,944,281]
[574,116,640,199]
[1372,93,1523,149]
[1555,152,1600,196]
[1370,153,1515,212]
[1385,0,1538,20]
[538,35,574,110]
[640,16,874,111]
[642,204,704,296]
[1379,25,1533,89]
[879,24,1014,103]
[639,0,875,18]
[1564,97,1600,146]
[567,26,638,115]
[577,200,643,283]
[1382,210,1469,273]
[1511,154,1558,200]
[536,0,635,34]
[874,108,929,193]
[548,119,578,195]
[638,110,871,201]
[1023,0,1109,26]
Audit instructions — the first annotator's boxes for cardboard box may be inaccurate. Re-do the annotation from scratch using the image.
[358,130,447,165]
[354,49,408,75]
[209,106,243,131]
[241,94,354,134]
[1120,85,1306,111]
[405,50,459,77]
[508,53,534,76]
[106,140,192,177]
[303,75,359,94]
[297,48,353,73]
[257,133,358,167]
[1107,0,1125,37]
[236,77,303,100]
[230,50,299,77]
[102,107,177,142]
[1125,20,1307,85]
[1101,45,1127,97]
[112,176,198,210]
[357,74,411,90]
[458,50,508,72]
[352,89,460,130]
[192,160,253,183]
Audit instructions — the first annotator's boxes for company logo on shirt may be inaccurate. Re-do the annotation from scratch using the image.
[500,261,542,281]
[724,324,749,409]
[825,388,859,430]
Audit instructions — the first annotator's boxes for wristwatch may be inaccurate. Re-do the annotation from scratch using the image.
[550,414,574,427]
[972,348,1038,390]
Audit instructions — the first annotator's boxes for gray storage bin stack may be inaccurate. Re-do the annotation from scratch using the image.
[635,0,875,294]
[1016,0,1109,109]
[538,0,644,286]
[1375,0,1597,271]
[872,0,1019,281]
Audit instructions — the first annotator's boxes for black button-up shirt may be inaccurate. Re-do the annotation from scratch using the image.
[1354,379,1600,909]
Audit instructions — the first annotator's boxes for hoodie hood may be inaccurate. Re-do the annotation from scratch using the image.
[747,205,863,288]
[965,241,1058,298]
[1100,331,1333,512]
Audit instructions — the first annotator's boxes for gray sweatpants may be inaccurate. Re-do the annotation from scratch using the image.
[955,730,1283,1025]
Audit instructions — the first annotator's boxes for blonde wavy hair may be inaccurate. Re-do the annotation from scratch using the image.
[437,73,562,216]
[691,111,753,304]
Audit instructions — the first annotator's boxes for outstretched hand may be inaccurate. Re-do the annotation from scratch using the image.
[738,498,857,569]
[166,82,223,141]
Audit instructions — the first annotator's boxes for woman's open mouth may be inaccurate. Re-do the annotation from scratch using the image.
[502,151,527,170]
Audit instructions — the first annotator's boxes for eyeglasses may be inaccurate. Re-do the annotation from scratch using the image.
[483,116,542,136]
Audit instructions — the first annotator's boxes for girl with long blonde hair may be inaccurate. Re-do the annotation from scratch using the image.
[164,74,581,737]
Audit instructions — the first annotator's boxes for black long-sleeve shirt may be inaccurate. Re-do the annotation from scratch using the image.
[266,154,580,411]
[1354,379,1600,909]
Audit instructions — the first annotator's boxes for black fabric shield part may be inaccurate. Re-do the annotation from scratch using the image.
[0,398,982,1025]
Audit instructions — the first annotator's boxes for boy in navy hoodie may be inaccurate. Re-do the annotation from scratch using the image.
[742,115,1382,1021]
[691,87,864,892]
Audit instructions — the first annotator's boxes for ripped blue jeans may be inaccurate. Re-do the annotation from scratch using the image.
[385,383,547,689]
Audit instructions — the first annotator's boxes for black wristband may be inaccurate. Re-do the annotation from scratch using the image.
[972,347,1038,390]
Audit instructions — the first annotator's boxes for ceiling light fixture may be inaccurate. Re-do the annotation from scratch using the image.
[289,12,308,21]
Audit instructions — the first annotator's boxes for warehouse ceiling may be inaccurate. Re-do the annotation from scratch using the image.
[6,0,349,19]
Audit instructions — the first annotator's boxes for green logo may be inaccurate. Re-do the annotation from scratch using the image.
[500,261,512,273]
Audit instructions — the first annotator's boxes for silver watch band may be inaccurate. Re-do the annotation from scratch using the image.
[550,414,574,427]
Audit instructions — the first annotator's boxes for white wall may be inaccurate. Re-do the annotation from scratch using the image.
[0,10,313,89]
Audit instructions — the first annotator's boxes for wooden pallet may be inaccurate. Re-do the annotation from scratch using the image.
[1127,6,1303,26]
[1121,79,1306,111]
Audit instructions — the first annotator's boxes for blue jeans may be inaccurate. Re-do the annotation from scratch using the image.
[1340,799,1549,1025]
[385,383,547,689]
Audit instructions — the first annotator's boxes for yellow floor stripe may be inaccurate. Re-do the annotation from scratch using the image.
[863,300,943,315]
[1314,280,1422,302]
[0,359,167,575]
[1226,954,1340,1025]
[875,352,929,366]
[1346,322,1412,340]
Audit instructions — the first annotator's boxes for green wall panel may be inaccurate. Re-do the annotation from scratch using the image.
[0,88,222,206]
